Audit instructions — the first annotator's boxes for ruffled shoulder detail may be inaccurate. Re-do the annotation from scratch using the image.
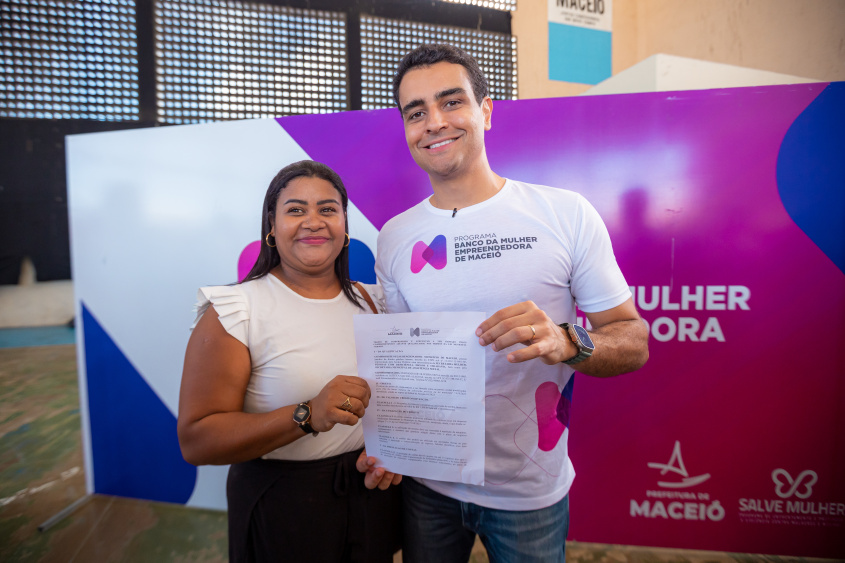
[355,282,386,314]
[191,285,249,346]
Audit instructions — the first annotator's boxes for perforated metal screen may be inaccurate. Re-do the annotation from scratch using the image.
[441,0,516,11]
[0,0,139,120]
[1,0,515,123]
[360,14,517,110]
[154,0,348,124]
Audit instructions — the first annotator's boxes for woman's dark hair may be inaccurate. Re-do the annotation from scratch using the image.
[242,160,363,308]
[392,43,489,108]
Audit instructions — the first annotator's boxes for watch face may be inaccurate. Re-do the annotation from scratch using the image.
[293,404,310,423]
[571,324,595,350]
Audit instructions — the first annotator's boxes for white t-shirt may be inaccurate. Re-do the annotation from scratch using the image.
[375,178,631,510]
[192,275,384,461]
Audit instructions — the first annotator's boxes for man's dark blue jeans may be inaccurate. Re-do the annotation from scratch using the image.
[402,477,569,563]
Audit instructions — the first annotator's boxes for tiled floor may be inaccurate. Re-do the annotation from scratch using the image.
[0,343,840,562]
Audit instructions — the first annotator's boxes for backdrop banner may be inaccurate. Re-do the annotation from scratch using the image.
[67,82,844,558]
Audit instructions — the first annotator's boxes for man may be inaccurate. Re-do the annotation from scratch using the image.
[374,44,649,562]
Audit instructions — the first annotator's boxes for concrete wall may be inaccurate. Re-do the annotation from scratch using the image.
[513,0,845,99]
[0,258,74,329]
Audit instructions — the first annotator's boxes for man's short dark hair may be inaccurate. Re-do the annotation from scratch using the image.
[392,43,489,108]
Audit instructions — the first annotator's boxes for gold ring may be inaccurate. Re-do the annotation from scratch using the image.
[340,397,353,411]
[528,325,536,340]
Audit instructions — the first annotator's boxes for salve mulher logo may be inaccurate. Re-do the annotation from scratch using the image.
[411,234,447,273]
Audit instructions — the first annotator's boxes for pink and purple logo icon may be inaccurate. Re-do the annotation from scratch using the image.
[411,234,447,273]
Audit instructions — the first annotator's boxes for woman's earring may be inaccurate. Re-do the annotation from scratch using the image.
[265,232,276,247]
[344,233,350,248]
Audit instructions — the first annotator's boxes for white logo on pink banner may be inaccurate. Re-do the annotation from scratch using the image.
[647,440,711,488]
[772,469,817,499]
[631,441,722,522]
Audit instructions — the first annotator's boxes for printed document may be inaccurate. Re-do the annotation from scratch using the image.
[354,312,485,485]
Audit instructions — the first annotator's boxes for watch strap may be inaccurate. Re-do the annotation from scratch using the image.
[559,323,593,366]
[294,402,319,436]
[563,348,592,366]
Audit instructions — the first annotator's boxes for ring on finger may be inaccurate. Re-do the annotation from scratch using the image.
[340,396,353,411]
[528,324,537,341]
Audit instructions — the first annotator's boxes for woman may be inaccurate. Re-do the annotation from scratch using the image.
[178,160,402,563]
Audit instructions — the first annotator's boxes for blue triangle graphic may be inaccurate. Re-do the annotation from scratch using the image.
[82,303,196,503]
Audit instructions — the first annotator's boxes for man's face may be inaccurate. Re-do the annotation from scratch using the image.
[396,62,492,181]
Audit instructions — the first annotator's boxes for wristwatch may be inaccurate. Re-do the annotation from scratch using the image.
[293,401,318,436]
[559,323,595,365]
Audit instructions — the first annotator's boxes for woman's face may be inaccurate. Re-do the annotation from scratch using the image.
[270,175,346,278]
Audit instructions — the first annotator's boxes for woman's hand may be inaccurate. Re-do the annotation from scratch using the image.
[356,449,403,490]
[309,375,371,432]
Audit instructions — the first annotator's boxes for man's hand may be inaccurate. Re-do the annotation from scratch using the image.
[476,301,575,365]
[477,298,649,377]
[356,449,403,490]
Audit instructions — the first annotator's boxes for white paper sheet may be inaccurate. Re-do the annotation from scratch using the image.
[354,311,486,485]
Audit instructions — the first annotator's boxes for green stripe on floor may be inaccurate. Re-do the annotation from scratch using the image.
[0,327,76,349]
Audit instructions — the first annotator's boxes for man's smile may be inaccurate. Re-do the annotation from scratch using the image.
[424,137,458,150]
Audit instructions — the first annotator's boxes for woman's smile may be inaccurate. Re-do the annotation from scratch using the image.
[297,236,331,245]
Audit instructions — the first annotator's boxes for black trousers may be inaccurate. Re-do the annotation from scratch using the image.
[227,448,402,563]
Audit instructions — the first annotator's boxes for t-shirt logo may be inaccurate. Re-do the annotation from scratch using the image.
[411,234,447,273]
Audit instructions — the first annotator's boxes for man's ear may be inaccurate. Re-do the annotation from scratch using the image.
[482,97,493,131]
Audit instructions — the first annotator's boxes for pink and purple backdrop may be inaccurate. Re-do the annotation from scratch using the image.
[280,82,845,557]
